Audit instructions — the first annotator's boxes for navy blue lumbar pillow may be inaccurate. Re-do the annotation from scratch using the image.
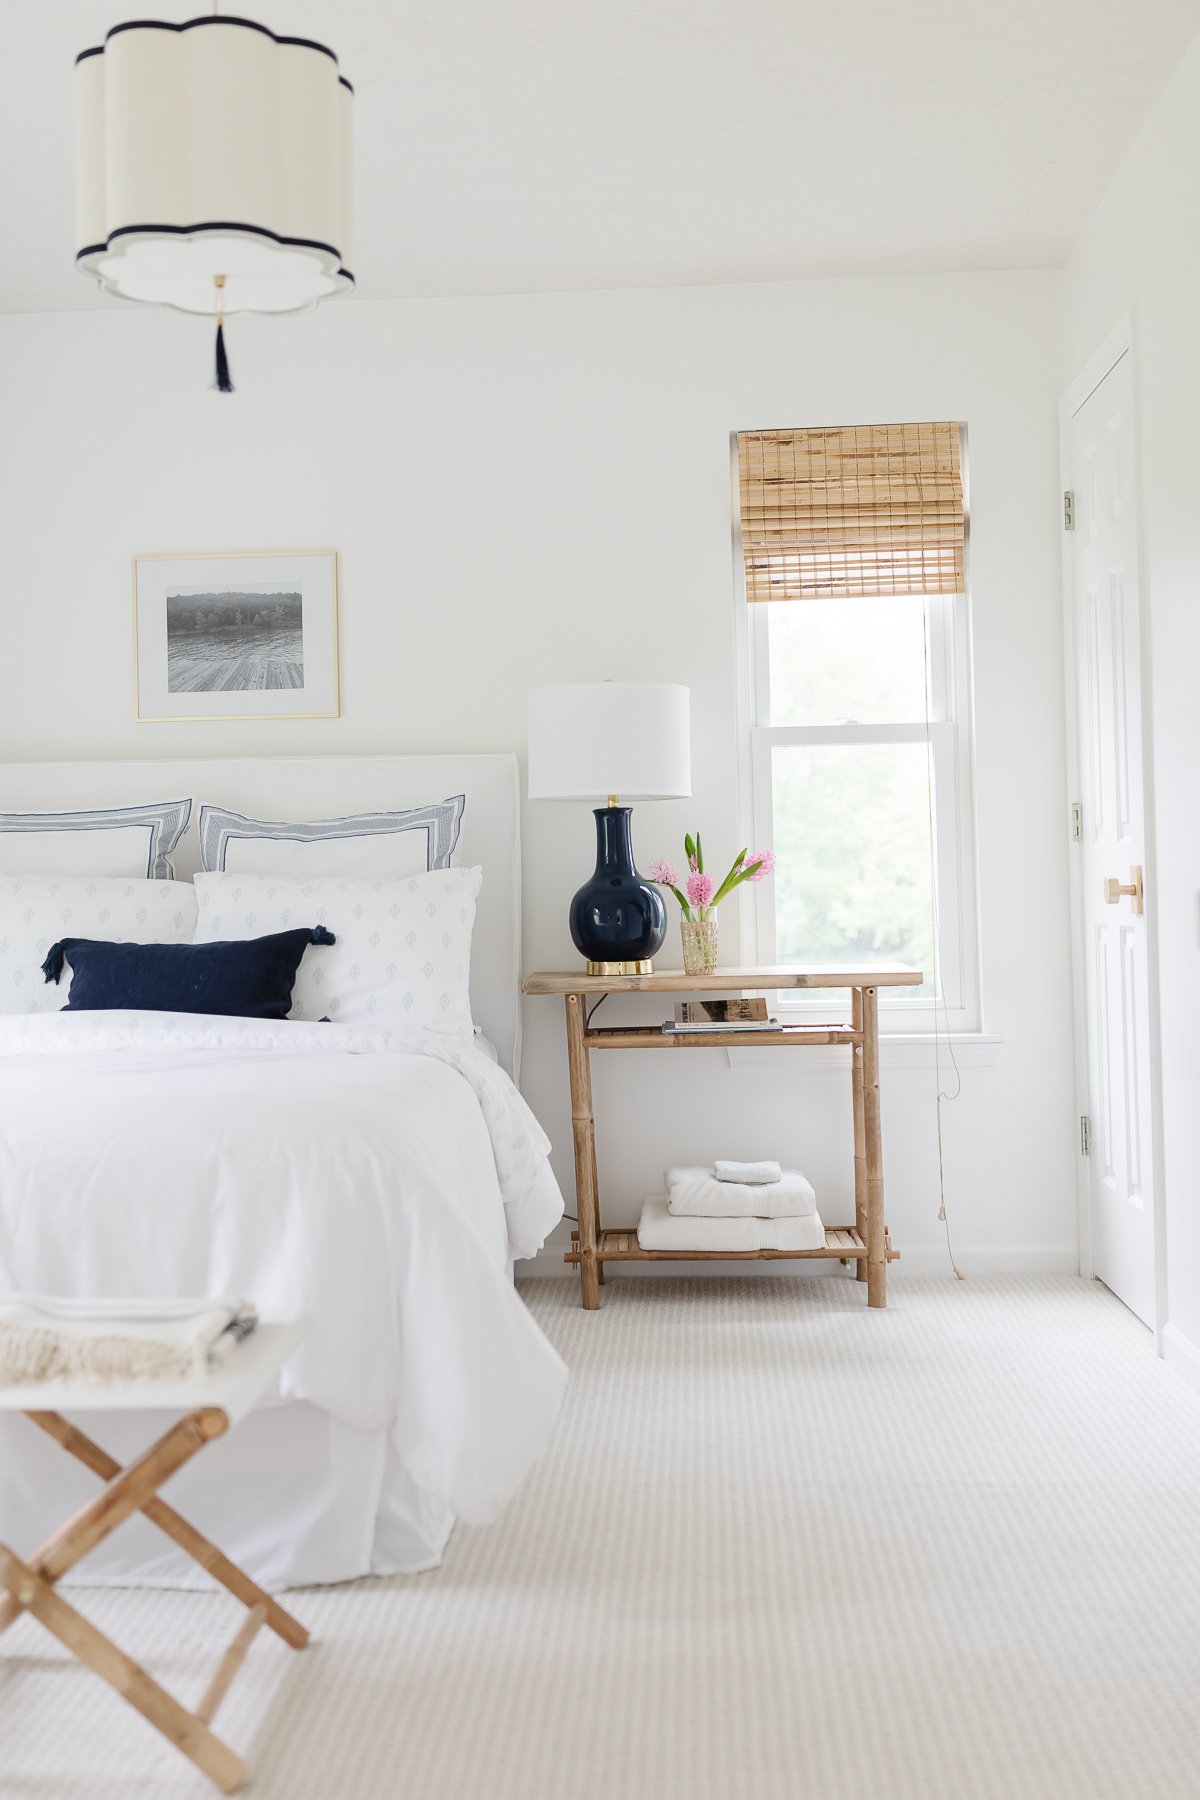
[41,926,336,1020]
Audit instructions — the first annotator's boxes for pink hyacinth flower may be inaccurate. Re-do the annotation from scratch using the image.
[744,849,776,882]
[686,870,716,909]
[648,858,679,888]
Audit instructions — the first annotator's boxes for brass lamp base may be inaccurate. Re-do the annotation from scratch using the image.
[585,958,653,977]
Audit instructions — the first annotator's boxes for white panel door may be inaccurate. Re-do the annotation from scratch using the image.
[1069,350,1156,1325]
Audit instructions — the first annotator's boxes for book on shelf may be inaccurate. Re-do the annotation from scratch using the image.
[663,998,778,1034]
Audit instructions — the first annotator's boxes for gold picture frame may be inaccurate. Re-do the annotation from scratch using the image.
[132,548,340,723]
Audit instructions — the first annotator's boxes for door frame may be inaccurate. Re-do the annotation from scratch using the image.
[1059,313,1167,1346]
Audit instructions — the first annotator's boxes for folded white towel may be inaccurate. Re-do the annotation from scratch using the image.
[714,1160,782,1185]
[638,1197,826,1252]
[665,1166,817,1218]
[0,1296,258,1388]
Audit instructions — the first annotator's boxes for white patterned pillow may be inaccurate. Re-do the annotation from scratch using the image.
[0,800,191,880]
[0,877,199,1014]
[191,867,482,1036]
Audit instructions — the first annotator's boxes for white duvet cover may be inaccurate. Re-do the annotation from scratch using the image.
[0,1012,566,1532]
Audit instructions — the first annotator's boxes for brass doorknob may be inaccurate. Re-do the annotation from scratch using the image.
[1103,865,1144,914]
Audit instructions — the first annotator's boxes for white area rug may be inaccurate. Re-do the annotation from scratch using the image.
[4,1275,1200,1800]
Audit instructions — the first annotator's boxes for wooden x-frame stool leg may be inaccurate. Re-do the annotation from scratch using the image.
[0,1406,309,1794]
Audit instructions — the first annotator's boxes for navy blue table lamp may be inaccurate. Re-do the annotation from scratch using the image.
[528,683,692,976]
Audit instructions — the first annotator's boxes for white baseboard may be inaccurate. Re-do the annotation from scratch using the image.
[1162,1323,1200,1396]
[520,1242,1080,1278]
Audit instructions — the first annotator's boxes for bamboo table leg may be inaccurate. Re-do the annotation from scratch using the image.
[851,987,868,1284]
[861,984,886,1307]
[565,992,601,1309]
[588,1046,605,1286]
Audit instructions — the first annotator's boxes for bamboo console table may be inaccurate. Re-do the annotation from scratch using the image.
[522,965,922,1311]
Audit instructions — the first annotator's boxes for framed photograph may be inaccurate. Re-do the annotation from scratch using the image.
[133,549,340,722]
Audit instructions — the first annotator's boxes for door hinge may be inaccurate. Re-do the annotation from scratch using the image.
[1080,1115,1091,1157]
[1071,801,1082,841]
[1064,490,1075,530]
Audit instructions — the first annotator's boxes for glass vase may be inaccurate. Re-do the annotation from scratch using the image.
[681,913,719,976]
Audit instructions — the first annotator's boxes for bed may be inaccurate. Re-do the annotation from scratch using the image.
[0,754,566,1589]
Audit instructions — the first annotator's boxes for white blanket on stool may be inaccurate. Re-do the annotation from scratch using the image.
[665,1166,817,1218]
[0,1296,256,1387]
[638,1196,826,1251]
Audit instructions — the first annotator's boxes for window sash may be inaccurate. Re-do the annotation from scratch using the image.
[751,595,952,729]
[740,598,979,1030]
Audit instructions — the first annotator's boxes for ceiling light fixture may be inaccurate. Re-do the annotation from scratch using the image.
[75,7,354,392]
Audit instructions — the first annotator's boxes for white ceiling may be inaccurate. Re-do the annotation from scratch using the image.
[6,0,1199,313]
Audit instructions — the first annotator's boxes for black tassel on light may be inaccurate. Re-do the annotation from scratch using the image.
[41,942,66,985]
[214,320,234,393]
[311,925,337,946]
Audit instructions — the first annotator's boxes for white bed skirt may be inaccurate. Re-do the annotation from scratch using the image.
[0,1399,455,1591]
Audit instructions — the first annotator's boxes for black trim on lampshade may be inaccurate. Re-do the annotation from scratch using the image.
[75,17,355,92]
[75,222,356,290]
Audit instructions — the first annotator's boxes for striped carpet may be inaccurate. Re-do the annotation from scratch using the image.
[4,1275,1200,1800]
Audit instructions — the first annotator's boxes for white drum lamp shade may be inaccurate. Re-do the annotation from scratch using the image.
[75,17,354,317]
[529,684,691,974]
[527,684,692,801]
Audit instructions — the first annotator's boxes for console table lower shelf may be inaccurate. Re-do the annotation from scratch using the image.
[566,1225,901,1265]
[522,963,922,1311]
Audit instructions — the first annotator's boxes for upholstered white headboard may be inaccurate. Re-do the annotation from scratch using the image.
[0,754,523,1077]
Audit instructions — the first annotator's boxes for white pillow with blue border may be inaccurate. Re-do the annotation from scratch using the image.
[197,795,465,878]
[0,800,191,881]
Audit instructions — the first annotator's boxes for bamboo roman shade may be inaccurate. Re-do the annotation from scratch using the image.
[737,422,965,602]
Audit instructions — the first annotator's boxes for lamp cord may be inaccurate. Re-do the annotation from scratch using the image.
[922,607,964,1280]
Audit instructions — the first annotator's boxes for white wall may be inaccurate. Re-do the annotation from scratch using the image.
[0,271,1076,1271]
[1063,36,1200,1367]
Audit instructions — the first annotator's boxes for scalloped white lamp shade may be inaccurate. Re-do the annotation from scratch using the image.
[75,16,354,316]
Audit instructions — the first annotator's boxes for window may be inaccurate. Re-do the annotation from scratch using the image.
[734,424,979,1030]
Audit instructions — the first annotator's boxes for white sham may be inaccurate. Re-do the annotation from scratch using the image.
[192,866,482,1036]
[0,876,199,1014]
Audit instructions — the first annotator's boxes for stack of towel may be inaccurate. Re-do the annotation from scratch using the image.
[637,1160,825,1251]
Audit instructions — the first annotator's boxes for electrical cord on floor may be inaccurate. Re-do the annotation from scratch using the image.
[922,607,965,1280]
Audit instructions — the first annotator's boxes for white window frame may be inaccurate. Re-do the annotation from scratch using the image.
[734,582,982,1034]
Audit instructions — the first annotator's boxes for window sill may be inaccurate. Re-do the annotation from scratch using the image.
[725,1033,1005,1072]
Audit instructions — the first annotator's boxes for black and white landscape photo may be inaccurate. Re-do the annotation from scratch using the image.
[134,549,339,722]
[165,582,304,694]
